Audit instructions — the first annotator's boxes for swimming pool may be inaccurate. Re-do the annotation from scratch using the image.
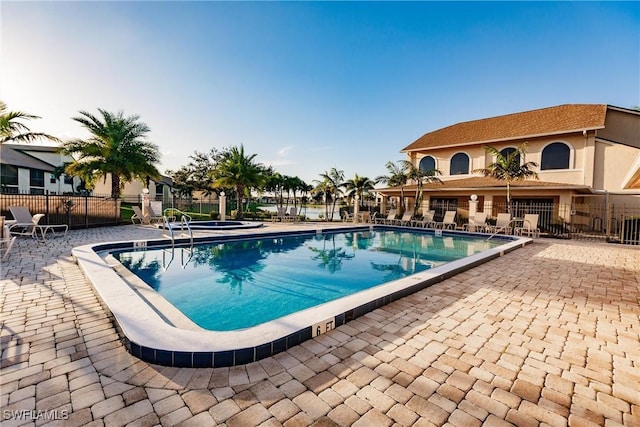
[112,230,502,331]
[74,225,531,367]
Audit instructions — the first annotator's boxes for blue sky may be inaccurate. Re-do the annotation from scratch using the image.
[2,1,639,185]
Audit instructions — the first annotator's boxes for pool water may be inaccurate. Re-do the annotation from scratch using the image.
[112,230,501,331]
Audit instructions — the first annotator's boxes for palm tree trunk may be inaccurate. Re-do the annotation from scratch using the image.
[236,184,244,219]
[111,175,121,199]
[506,181,511,216]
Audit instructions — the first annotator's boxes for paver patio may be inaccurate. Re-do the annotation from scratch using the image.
[1,224,639,426]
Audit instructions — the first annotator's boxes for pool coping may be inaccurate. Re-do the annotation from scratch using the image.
[72,225,532,367]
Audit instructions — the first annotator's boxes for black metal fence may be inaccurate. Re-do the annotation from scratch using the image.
[425,199,640,244]
[1,193,120,229]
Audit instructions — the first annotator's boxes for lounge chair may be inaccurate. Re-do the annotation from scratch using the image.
[487,213,512,235]
[0,219,16,260]
[288,207,299,222]
[131,206,148,225]
[393,209,414,226]
[147,205,165,224]
[8,206,68,241]
[515,214,540,238]
[411,210,436,228]
[433,210,457,229]
[375,209,397,225]
[271,206,287,222]
[463,212,488,232]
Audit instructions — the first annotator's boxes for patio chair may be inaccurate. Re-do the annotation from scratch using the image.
[146,205,165,224]
[433,210,457,229]
[463,212,488,232]
[515,214,540,238]
[8,206,68,241]
[375,209,397,225]
[487,213,512,235]
[271,206,287,222]
[0,219,16,261]
[288,206,299,222]
[411,210,436,228]
[131,206,149,225]
[393,209,415,226]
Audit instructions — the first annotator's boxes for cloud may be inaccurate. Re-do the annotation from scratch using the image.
[277,145,293,157]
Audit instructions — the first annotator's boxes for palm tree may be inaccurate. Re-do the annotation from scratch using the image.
[376,161,408,212]
[211,145,265,219]
[473,144,539,214]
[402,160,442,210]
[60,109,160,199]
[343,174,375,209]
[317,168,345,221]
[0,100,59,144]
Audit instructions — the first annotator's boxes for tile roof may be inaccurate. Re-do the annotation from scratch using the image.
[402,104,608,152]
[377,176,592,193]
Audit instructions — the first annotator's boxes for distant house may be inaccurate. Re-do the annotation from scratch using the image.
[377,104,640,216]
[91,174,174,201]
[0,143,81,194]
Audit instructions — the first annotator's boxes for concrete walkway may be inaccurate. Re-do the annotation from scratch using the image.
[1,224,639,426]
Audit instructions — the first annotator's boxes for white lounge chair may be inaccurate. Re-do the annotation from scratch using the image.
[515,214,540,238]
[487,213,512,235]
[412,210,436,228]
[288,206,299,222]
[8,206,68,241]
[272,206,287,222]
[0,219,16,260]
[434,210,457,229]
[393,209,415,226]
[375,209,397,225]
[147,205,165,224]
[464,212,488,232]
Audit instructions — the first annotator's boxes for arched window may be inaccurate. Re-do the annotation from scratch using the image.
[419,156,436,173]
[450,153,469,175]
[541,142,570,170]
[500,147,520,165]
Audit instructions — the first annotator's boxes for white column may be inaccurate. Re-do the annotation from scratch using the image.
[220,192,226,222]
[353,195,360,223]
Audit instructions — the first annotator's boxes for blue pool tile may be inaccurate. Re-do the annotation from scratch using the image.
[286,332,301,348]
[156,350,173,366]
[140,346,155,363]
[214,351,234,367]
[174,351,192,367]
[273,338,287,354]
[255,343,272,361]
[234,348,255,365]
[193,352,214,368]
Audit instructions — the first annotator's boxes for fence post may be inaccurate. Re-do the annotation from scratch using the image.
[85,194,89,229]
[45,191,50,225]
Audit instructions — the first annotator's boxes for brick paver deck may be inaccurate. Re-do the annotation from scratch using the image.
[1,224,639,426]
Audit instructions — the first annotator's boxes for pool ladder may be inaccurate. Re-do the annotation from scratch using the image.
[162,215,194,248]
[161,215,194,270]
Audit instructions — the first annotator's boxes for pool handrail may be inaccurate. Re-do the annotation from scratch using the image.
[164,208,192,223]
[161,215,194,249]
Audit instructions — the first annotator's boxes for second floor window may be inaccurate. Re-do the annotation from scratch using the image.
[450,153,469,175]
[419,156,436,173]
[541,142,570,170]
[30,169,45,188]
[1,164,18,186]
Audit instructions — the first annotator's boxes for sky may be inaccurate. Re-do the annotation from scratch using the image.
[2,1,639,185]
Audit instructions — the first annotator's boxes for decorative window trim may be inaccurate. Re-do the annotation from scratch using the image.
[450,152,471,176]
[540,141,574,170]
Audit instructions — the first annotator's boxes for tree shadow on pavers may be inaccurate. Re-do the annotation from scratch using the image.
[0,227,162,372]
